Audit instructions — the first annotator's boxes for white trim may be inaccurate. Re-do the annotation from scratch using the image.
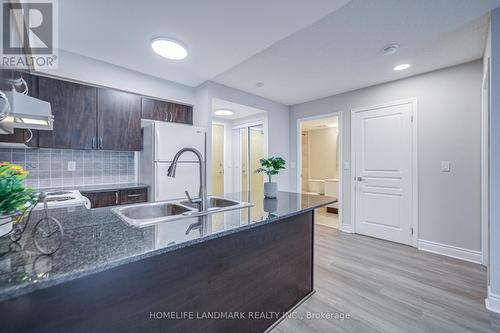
[296,112,344,231]
[418,239,482,264]
[486,286,500,314]
[481,57,490,266]
[231,119,268,192]
[350,98,419,246]
[340,223,353,233]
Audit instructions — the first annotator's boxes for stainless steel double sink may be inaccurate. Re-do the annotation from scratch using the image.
[112,196,253,227]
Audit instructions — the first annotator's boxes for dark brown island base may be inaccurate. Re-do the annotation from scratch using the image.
[0,192,336,333]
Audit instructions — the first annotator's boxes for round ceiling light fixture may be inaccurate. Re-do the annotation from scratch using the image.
[214,109,234,116]
[393,63,411,71]
[255,82,264,88]
[151,38,188,60]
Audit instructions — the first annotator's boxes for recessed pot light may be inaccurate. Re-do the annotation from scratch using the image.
[393,63,411,71]
[151,38,188,60]
[214,109,234,116]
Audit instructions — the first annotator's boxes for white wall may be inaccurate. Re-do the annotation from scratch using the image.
[196,81,290,191]
[38,50,195,105]
[290,60,483,252]
[488,7,500,306]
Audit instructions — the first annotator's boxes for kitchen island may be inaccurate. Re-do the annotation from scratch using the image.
[0,191,336,333]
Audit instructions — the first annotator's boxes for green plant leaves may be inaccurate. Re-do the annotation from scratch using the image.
[0,163,37,215]
[254,157,286,182]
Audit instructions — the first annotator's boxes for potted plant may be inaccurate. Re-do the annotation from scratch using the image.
[255,157,286,199]
[0,162,38,236]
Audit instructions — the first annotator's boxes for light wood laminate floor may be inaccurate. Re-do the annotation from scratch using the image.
[272,225,500,333]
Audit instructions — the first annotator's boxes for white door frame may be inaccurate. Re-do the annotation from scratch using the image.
[233,119,268,192]
[481,58,490,266]
[297,112,344,231]
[350,98,419,247]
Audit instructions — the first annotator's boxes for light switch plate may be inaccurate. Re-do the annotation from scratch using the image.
[67,161,76,171]
[441,161,451,172]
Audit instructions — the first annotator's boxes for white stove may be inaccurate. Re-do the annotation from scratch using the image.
[34,190,91,210]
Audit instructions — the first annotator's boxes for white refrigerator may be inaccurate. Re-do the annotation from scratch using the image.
[139,121,205,202]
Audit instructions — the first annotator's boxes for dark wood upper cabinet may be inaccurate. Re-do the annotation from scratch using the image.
[97,89,142,151]
[2,73,190,151]
[141,97,168,121]
[37,77,97,149]
[142,97,192,124]
[169,102,193,124]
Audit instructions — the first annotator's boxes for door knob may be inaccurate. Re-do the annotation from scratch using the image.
[357,177,364,182]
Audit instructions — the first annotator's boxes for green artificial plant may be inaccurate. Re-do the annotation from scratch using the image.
[0,162,37,217]
[255,157,286,183]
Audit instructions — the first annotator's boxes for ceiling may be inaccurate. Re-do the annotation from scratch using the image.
[58,0,500,105]
[301,117,338,132]
[212,98,266,120]
[58,0,350,87]
[214,0,500,104]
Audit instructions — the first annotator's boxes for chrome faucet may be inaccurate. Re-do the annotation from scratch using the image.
[167,147,207,212]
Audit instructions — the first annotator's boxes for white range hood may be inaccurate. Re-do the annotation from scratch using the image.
[2,89,53,131]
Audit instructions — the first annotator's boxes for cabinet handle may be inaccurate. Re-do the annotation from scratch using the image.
[127,194,142,198]
[115,192,119,205]
[165,110,168,121]
[92,137,96,149]
[99,137,103,149]
[24,129,33,144]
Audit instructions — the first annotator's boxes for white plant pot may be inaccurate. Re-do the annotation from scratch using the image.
[264,182,278,199]
[0,215,13,237]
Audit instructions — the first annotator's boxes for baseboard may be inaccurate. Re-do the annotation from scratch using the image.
[340,224,353,233]
[418,239,482,264]
[486,286,500,314]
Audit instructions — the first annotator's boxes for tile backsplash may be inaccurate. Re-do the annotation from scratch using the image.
[0,148,136,189]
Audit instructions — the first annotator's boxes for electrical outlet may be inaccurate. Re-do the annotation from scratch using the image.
[441,161,451,172]
[67,161,76,172]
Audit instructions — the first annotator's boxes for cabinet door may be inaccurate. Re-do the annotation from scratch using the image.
[142,97,193,125]
[38,77,97,149]
[98,89,142,151]
[141,97,168,121]
[169,103,193,124]
[119,188,148,205]
[81,191,119,208]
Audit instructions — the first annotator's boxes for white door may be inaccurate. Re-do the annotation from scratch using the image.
[352,100,415,245]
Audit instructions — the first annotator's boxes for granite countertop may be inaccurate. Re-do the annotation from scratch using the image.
[36,182,149,193]
[0,191,336,301]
